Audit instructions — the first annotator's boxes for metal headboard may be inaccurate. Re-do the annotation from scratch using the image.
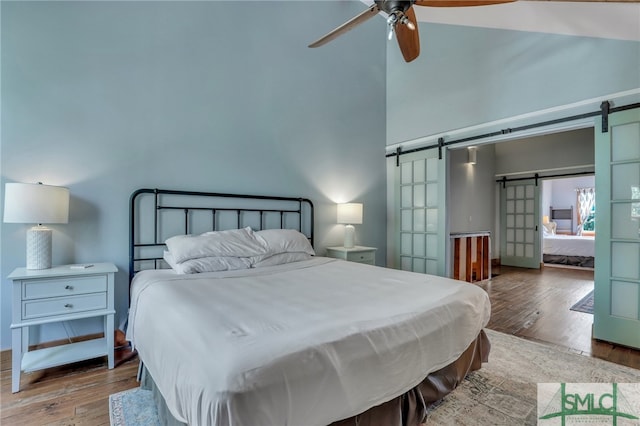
[129,188,314,282]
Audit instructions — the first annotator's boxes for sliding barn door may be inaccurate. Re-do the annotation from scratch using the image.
[395,149,447,276]
[594,108,640,349]
[500,181,541,269]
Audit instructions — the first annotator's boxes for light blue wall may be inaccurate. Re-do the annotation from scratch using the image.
[0,1,387,349]
[387,23,640,145]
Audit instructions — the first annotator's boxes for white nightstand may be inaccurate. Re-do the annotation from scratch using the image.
[8,263,117,393]
[325,246,377,265]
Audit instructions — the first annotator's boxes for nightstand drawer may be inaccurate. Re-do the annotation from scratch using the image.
[347,251,375,263]
[23,276,107,300]
[23,293,107,320]
[326,246,377,266]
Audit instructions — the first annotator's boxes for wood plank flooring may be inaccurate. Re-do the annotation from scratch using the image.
[481,265,640,370]
[2,265,639,425]
[1,348,139,425]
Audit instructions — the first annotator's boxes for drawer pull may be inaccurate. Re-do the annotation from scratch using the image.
[65,285,74,290]
[64,304,73,309]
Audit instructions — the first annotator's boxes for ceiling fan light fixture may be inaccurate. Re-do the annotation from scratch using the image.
[401,16,416,30]
[387,13,398,40]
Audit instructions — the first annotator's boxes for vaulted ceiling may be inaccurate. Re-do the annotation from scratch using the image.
[363,1,640,41]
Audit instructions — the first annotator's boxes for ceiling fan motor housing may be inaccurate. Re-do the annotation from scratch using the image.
[375,0,415,15]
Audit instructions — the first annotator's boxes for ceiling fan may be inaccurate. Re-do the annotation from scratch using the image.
[308,0,516,62]
[308,0,636,63]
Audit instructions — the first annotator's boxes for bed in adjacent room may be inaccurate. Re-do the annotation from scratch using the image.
[127,188,491,426]
[543,232,595,268]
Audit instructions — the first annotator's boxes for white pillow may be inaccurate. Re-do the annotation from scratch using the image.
[164,251,251,274]
[252,252,312,268]
[254,229,315,256]
[165,227,267,263]
[542,222,556,236]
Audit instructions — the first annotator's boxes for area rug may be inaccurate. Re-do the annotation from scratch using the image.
[109,387,160,426]
[425,329,640,424]
[570,289,594,314]
[109,329,640,425]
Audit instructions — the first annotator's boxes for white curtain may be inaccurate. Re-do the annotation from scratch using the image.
[576,187,595,234]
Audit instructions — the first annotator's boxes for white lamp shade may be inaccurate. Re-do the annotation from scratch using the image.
[337,203,363,225]
[4,183,69,224]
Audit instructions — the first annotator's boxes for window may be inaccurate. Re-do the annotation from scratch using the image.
[576,187,595,233]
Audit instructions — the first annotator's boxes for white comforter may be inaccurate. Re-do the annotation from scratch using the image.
[127,258,491,426]
[543,235,595,257]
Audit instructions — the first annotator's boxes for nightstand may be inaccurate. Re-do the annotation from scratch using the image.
[8,263,117,393]
[325,246,377,265]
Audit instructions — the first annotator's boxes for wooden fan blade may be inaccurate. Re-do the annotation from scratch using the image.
[415,0,515,6]
[309,4,380,48]
[396,7,420,62]
[525,0,640,2]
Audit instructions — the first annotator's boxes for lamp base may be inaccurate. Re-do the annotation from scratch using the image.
[343,224,355,249]
[26,226,52,269]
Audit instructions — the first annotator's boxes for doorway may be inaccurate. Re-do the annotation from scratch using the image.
[541,175,595,270]
[447,127,596,353]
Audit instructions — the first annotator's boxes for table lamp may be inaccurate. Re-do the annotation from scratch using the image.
[4,182,70,269]
[337,203,363,249]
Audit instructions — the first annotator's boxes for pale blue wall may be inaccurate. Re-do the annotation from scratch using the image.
[387,23,640,145]
[0,1,387,349]
[387,21,636,267]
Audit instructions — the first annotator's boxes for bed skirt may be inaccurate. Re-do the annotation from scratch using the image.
[543,254,594,268]
[139,330,490,426]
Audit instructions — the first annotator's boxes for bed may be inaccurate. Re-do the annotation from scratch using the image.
[542,234,595,268]
[127,188,491,425]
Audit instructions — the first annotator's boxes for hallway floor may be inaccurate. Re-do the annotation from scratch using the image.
[478,264,640,370]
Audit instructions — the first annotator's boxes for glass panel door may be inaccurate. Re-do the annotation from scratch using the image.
[500,181,541,269]
[594,108,640,349]
[396,149,447,276]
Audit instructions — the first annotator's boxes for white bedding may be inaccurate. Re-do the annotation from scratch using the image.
[127,258,491,426]
[543,235,595,257]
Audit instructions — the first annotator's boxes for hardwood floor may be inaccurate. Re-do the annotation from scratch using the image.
[481,264,640,370]
[1,265,639,425]
[0,347,139,425]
